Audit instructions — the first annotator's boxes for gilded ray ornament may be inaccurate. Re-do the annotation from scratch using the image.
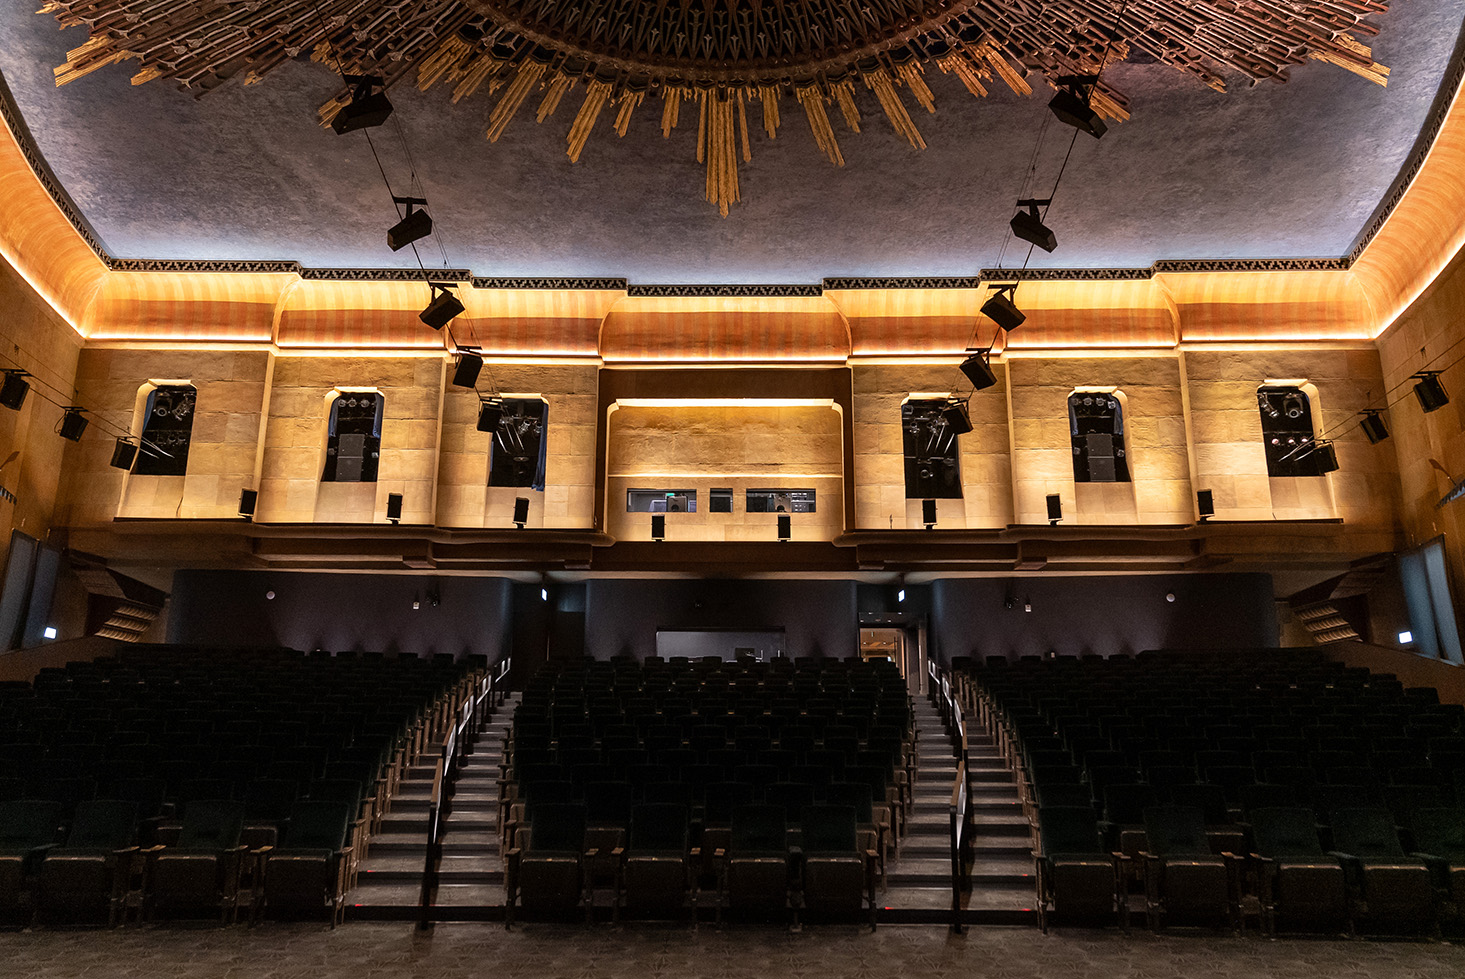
[42,0,1392,215]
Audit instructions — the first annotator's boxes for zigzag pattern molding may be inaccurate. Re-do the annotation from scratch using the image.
[627,284,824,297]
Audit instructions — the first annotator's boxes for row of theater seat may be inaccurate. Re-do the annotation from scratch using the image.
[957,650,1465,935]
[501,658,911,922]
[0,645,483,926]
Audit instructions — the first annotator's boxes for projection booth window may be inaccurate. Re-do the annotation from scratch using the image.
[323,392,383,482]
[488,398,548,490]
[627,489,697,513]
[134,384,196,476]
[902,398,962,499]
[746,489,816,513]
[1258,385,1326,477]
[1069,390,1130,482]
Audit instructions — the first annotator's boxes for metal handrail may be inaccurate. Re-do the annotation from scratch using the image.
[417,665,495,929]
[931,659,972,932]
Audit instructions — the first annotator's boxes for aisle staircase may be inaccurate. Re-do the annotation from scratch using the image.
[348,693,517,920]
[880,689,1035,925]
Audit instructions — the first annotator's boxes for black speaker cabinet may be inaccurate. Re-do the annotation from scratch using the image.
[1046,494,1062,523]
[651,514,666,540]
[386,493,403,522]
[513,496,530,526]
[922,499,937,527]
[452,353,483,388]
[1196,489,1214,521]
[238,488,258,517]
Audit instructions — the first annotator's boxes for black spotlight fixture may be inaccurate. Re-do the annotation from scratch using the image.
[1360,410,1390,444]
[651,513,666,541]
[386,493,404,524]
[387,197,432,252]
[330,74,393,134]
[109,438,137,470]
[476,397,504,433]
[1010,199,1056,252]
[420,283,465,330]
[1048,77,1107,138]
[922,499,937,530]
[1046,494,1063,525]
[777,514,792,542]
[513,496,529,529]
[959,349,998,391]
[0,370,30,410]
[981,284,1026,332]
[58,407,88,442]
[1413,371,1449,412]
[942,398,974,435]
[452,351,483,389]
[239,488,258,519]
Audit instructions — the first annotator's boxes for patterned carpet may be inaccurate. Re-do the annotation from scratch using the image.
[2,923,1463,979]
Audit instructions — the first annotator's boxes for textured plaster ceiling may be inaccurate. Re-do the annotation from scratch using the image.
[1,3,1463,285]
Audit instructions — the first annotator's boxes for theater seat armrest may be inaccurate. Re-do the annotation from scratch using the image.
[714,848,726,858]
[253,845,275,855]
[505,847,522,859]
[1327,850,1358,862]
[689,847,702,858]
[1410,851,1444,864]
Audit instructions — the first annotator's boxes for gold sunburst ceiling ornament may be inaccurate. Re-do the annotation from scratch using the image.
[45,0,1391,215]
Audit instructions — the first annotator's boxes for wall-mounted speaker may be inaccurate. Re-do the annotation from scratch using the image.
[1196,489,1214,522]
[477,399,504,433]
[777,514,792,541]
[386,493,403,524]
[1046,494,1062,525]
[651,514,665,541]
[58,408,88,442]
[922,498,937,529]
[1360,410,1390,444]
[513,496,529,528]
[238,488,258,518]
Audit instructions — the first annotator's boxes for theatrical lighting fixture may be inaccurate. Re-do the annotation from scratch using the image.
[0,370,30,410]
[959,350,998,391]
[1360,410,1390,444]
[1010,199,1056,252]
[387,197,432,251]
[420,283,465,329]
[58,408,88,442]
[1413,372,1449,413]
[1282,392,1306,419]
[1257,391,1280,419]
[513,497,529,529]
[477,397,504,433]
[922,499,937,530]
[981,285,1026,332]
[942,399,974,435]
[330,75,393,134]
[1048,77,1107,138]
[109,438,137,470]
[452,351,483,388]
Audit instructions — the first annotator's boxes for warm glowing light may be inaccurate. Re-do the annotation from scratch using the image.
[1399,630,1414,644]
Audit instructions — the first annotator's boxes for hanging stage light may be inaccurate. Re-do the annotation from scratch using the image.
[981,284,1026,332]
[387,197,432,251]
[0,370,30,410]
[1360,410,1390,444]
[58,408,88,442]
[1010,199,1056,252]
[1049,77,1107,138]
[942,399,974,435]
[420,283,465,329]
[330,75,393,134]
[959,350,998,391]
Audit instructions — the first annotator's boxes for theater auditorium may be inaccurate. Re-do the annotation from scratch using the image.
[0,0,1464,971]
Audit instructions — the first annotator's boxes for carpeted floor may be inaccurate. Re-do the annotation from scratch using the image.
[2,923,1463,979]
